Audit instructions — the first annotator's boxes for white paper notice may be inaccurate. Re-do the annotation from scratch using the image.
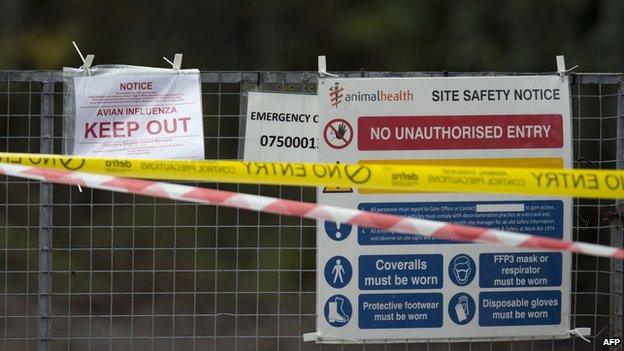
[73,73,204,159]
[243,92,318,162]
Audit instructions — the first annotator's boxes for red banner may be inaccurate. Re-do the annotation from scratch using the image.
[358,115,563,150]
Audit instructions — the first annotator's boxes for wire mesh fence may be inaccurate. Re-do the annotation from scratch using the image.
[0,71,622,351]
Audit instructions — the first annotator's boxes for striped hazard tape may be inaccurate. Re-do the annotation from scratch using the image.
[1,152,623,199]
[1,163,622,260]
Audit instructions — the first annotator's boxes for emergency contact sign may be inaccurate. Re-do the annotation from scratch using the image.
[243,92,318,162]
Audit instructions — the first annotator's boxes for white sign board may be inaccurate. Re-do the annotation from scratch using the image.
[243,92,318,162]
[73,72,204,159]
[314,76,572,342]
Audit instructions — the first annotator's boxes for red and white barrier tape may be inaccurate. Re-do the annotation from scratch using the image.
[1,163,622,260]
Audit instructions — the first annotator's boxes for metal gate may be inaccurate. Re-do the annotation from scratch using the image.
[0,71,622,351]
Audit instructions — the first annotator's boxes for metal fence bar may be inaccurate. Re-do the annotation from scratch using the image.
[37,81,54,351]
[612,82,624,340]
[0,71,621,84]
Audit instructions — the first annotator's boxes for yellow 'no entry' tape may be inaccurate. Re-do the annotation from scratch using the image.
[0,152,623,199]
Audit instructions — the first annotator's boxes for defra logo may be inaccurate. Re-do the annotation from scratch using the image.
[329,82,344,108]
[105,160,132,170]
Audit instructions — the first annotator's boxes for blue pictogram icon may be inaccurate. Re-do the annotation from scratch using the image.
[325,221,352,241]
[448,292,476,325]
[449,254,476,286]
[324,294,352,327]
[324,256,352,289]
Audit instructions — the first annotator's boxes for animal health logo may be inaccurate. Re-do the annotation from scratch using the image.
[329,81,414,108]
[329,83,344,108]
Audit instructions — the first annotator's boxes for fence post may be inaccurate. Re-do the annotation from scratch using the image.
[611,82,624,340]
[38,81,54,351]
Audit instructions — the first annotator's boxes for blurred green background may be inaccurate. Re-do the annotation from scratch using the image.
[1,0,624,72]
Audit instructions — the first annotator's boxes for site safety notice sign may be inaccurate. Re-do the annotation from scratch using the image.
[243,92,318,162]
[315,76,572,342]
[72,71,205,159]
